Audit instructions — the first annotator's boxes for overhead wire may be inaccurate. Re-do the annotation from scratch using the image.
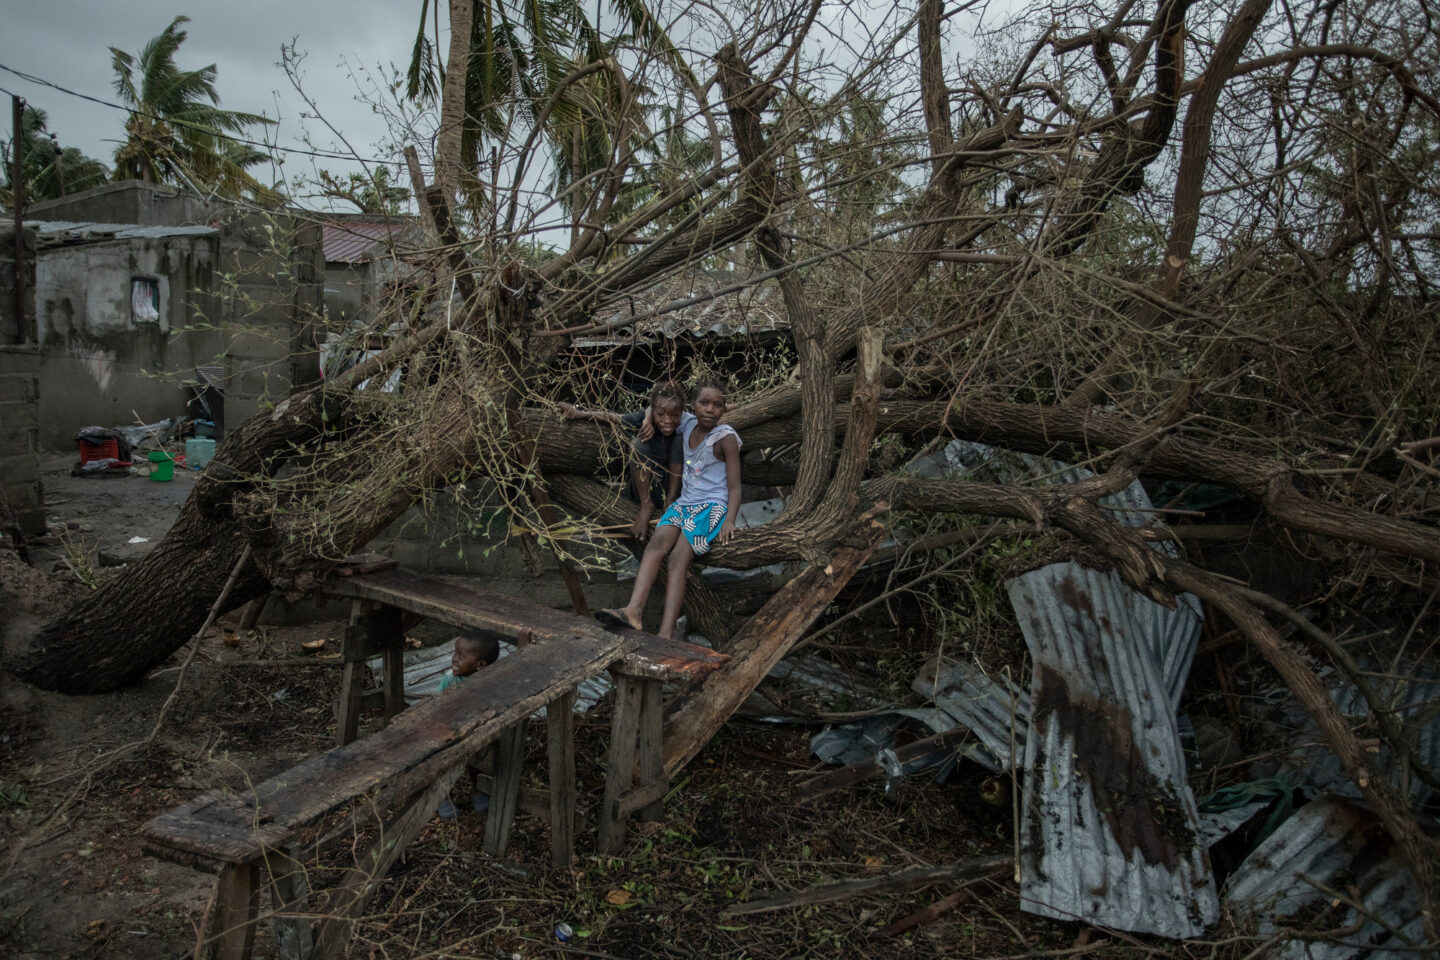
[0,61,403,166]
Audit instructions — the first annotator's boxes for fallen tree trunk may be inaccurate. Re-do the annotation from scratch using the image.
[10,385,350,693]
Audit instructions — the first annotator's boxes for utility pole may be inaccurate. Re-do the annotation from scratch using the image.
[10,95,26,343]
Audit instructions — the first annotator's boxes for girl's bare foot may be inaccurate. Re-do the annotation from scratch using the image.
[596,608,642,631]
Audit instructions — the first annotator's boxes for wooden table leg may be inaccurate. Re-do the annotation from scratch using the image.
[546,689,576,867]
[381,634,405,723]
[599,675,643,853]
[484,724,527,857]
[638,678,665,821]
[335,600,366,746]
[264,847,313,960]
[205,861,260,960]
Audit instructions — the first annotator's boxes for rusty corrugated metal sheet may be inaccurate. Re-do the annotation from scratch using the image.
[1012,561,1219,938]
[1226,797,1425,959]
[322,221,411,263]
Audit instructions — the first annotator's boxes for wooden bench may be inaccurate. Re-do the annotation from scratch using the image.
[142,625,630,960]
[316,566,730,853]
[143,563,730,958]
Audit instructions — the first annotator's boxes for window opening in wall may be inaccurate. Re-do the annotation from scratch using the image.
[132,277,160,323]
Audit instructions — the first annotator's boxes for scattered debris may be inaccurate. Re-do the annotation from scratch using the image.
[798,726,972,800]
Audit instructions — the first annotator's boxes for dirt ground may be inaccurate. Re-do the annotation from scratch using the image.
[0,455,1131,959]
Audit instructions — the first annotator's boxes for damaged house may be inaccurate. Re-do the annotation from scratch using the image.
[6,180,323,449]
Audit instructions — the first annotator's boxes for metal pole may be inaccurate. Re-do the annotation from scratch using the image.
[11,95,26,343]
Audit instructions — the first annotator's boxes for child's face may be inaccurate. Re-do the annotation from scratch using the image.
[452,639,485,677]
[693,387,725,428]
[652,398,683,436]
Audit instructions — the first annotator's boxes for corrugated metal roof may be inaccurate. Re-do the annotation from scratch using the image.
[321,220,415,263]
[29,220,219,246]
[1012,560,1219,938]
[575,272,788,345]
[1279,666,1440,807]
[1226,797,1425,959]
[912,659,1030,772]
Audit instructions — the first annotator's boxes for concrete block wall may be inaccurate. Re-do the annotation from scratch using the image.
[0,345,45,536]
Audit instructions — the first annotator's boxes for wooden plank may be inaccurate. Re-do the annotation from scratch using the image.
[471,774,566,823]
[311,765,464,960]
[322,567,615,646]
[378,609,405,723]
[547,689,577,867]
[599,675,644,853]
[143,630,632,864]
[616,779,667,820]
[483,725,527,857]
[335,600,366,746]
[615,630,731,681]
[637,679,665,820]
[204,861,260,960]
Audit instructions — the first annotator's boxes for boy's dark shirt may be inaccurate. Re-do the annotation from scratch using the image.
[620,409,683,506]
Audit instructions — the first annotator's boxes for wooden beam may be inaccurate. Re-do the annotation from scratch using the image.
[637,679,664,821]
[204,861,260,960]
[484,725,527,857]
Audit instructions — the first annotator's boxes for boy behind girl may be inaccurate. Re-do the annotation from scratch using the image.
[559,381,687,540]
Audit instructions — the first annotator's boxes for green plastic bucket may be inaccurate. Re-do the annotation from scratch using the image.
[148,450,174,482]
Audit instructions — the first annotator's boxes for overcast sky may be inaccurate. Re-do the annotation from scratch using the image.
[1,1,427,211]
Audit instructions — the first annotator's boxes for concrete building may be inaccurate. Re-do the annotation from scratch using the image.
[321,217,422,331]
[10,181,323,449]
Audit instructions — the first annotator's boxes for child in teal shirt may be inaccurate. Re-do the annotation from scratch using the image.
[437,631,500,817]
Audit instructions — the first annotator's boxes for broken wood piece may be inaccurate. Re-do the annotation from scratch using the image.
[877,885,978,937]
[721,854,1010,917]
[794,726,973,801]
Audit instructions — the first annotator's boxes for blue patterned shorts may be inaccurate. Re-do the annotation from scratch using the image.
[657,502,728,554]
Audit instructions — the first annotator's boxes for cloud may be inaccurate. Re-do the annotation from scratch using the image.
[3,0,426,207]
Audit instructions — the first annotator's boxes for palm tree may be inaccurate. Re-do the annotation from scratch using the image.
[1,104,110,206]
[110,16,276,200]
[408,0,693,211]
